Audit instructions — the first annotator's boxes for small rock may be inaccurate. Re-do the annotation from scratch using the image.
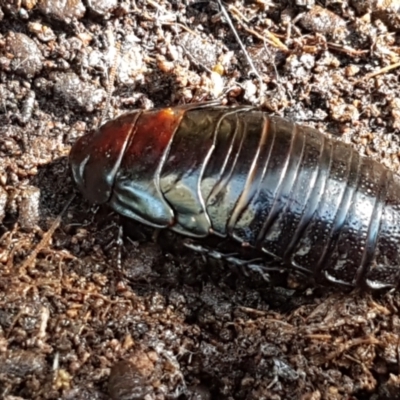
[117,34,145,85]
[0,350,47,377]
[108,359,153,400]
[299,5,347,39]
[37,0,85,22]
[86,0,117,16]
[0,186,7,224]
[18,186,40,232]
[6,32,42,78]
[52,72,105,112]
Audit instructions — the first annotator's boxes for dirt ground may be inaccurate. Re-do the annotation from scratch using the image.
[2,0,400,399]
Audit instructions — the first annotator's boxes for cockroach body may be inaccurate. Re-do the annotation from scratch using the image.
[69,104,400,290]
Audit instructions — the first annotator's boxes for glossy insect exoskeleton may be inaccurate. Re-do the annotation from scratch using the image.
[69,104,400,290]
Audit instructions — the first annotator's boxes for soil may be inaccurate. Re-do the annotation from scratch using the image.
[1,0,400,399]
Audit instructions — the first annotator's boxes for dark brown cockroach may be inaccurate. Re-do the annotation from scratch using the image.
[69,103,400,290]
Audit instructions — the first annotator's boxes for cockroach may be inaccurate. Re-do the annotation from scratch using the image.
[69,103,400,290]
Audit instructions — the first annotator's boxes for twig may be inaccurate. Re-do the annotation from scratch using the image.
[228,5,288,52]
[316,336,381,365]
[362,61,400,81]
[19,194,75,274]
[216,0,266,104]
[327,42,368,57]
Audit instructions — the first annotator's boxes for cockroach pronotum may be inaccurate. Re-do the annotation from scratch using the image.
[69,103,400,290]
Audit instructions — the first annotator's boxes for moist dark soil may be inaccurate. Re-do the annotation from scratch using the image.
[2,1,400,399]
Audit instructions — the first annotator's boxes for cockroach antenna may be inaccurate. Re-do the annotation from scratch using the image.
[101,34,121,127]
[216,0,266,105]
